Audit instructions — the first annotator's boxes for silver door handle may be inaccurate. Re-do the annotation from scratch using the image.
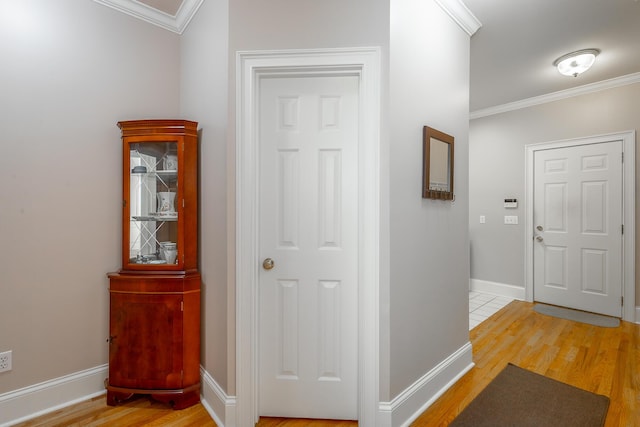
[263,258,275,270]
[536,236,544,242]
[536,225,543,231]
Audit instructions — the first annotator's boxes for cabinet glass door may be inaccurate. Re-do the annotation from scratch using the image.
[129,141,179,266]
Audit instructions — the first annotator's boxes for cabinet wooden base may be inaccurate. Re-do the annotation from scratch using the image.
[106,382,201,410]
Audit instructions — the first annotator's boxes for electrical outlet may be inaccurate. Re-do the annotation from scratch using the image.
[0,351,12,373]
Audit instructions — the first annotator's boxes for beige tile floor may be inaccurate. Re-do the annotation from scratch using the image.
[469,291,514,330]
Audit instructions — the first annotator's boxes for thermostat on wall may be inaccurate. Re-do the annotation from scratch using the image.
[504,198,518,208]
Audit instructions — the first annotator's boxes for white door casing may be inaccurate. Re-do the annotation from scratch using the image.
[525,131,635,322]
[258,75,359,418]
[236,48,381,426]
[533,142,622,317]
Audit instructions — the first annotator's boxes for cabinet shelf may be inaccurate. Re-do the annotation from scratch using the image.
[132,215,178,222]
[131,170,177,176]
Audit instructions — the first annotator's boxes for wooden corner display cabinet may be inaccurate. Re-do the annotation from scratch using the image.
[106,120,201,410]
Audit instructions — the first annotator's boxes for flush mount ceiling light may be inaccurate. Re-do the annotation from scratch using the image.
[553,49,600,77]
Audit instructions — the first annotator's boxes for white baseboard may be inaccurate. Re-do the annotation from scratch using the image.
[0,364,108,427]
[378,342,474,427]
[200,367,236,427]
[470,278,525,300]
[0,364,238,427]
[636,306,640,324]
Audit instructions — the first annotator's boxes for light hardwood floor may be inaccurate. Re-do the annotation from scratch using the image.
[14,301,639,426]
[412,300,639,426]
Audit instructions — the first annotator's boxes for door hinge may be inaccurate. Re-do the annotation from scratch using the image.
[621,296,624,306]
[181,300,184,312]
[622,152,624,163]
[621,224,624,235]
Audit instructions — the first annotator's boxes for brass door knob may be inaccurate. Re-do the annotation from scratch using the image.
[263,258,275,270]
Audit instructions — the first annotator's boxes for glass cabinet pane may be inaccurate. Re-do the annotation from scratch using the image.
[128,141,178,265]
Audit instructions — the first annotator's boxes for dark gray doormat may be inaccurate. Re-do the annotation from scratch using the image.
[450,363,610,427]
[534,303,620,327]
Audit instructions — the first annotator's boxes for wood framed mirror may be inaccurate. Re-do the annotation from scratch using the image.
[423,126,454,200]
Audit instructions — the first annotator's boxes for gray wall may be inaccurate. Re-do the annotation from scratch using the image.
[389,0,471,398]
[229,0,390,51]
[0,0,180,393]
[179,0,231,392]
[469,82,640,305]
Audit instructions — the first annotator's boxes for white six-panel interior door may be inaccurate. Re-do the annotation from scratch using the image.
[236,47,381,427]
[258,75,359,419]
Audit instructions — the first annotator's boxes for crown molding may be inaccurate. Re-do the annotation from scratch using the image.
[434,0,482,36]
[470,72,640,120]
[93,0,204,34]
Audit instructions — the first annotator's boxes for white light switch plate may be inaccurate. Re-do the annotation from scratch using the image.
[504,215,518,225]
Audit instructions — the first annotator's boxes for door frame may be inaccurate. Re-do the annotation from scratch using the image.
[524,131,636,322]
[235,47,381,425]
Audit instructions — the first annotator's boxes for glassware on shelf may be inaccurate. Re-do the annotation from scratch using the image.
[116,120,198,272]
[127,141,179,267]
[163,154,177,171]
[156,192,176,215]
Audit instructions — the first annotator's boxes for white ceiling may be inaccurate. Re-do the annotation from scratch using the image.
[100,0,640,115]
[465,0,640,113]
[137,0,182,16]
[94,0,201,33]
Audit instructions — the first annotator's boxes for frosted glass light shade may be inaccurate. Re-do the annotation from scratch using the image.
[553,49,600,77]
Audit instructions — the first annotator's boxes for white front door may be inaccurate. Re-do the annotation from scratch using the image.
[258,75,359,419]
[533,141,623,317]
